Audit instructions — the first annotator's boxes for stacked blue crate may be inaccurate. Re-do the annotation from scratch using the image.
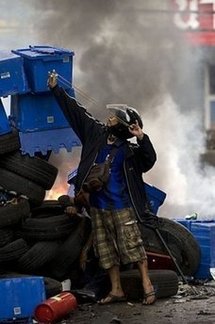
[9,45,81,155]
[176,219,215,279]
[0,51,29,97]
[144,183,166,214]
[0,99,11,135]
[176,219,214,232]
[191,222,215,280]
[12,45,74,93]
[0,276,45,322]
[0,51,29,136]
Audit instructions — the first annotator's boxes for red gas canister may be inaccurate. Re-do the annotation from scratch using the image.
[34,291,77,323]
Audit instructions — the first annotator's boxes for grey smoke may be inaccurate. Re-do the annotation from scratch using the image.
[34,0,201,114]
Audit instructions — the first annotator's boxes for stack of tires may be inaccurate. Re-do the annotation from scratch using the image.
[0,145,57,207]
[0,130,91,297]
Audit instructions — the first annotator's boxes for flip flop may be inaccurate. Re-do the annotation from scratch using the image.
[98,293,127,305]
[142,289,156,305]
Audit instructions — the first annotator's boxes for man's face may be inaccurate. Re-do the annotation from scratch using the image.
[106,114,119,127]
[106,113,132,139]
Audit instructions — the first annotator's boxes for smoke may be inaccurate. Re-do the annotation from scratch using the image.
[144,94,208,218]
[26,0,214,218]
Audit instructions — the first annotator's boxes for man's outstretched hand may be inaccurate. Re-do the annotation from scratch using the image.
[47,70,58,88]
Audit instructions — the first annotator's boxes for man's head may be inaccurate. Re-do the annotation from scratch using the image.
[106,104,143,139]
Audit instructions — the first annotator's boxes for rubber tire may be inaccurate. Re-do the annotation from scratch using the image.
[0,168,45,206]
[0,129,20,154]
[21,214,80,242]
[31,200,64,218]
[0,238,28,263]
[48,220,86,280]
[0,199,30,228]
[120,269,178,301]
[22,214,74,230]
[21,223,77,242]
[140,217,201,276]
[0,228,14,247]
[18,241,60,272]
[0,151,58,190]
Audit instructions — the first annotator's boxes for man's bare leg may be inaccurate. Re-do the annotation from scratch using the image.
[137,260,156,305]
[99,265,125,303]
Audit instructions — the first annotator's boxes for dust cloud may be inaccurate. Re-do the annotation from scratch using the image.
[2,0,214,219]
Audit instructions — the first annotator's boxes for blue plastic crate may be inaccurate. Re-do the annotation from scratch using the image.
[10,89,75,132]
[12,46,74,93]
[0,276,46,321]
[194,262,214,280]
[0,318,33,324]
[0,51,29,97]
[176,219,214,232]
[190,222,215,279]
[19,128,81,157]
[144,183,166,214]
[0,99,11,135]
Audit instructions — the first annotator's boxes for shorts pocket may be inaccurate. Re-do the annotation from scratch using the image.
[123,223,143,249]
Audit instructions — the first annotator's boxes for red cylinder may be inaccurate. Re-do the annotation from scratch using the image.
[34,291,78,323]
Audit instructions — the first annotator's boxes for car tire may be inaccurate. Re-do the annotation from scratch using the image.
[0,238,28,263]
[0,151,58,190]
[48,220,86,280]
[18,241,60,272]
[31,200,64,218]
[140,217,201,276]
[0,168,45,206]
[120,269,178,301]
[0,199,30,228]
[0,129,20,154]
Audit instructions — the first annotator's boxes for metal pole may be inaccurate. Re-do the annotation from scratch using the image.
[154,228,198,295]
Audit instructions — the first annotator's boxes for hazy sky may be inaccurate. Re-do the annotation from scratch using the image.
[0,0,40,49]
[1,0,214,219]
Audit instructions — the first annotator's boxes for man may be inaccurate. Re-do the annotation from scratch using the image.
[48,72,157,305]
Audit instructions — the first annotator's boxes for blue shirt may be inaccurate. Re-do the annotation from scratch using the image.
[90,140,132,210]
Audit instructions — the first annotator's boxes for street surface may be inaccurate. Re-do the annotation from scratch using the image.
[57,282,215,324]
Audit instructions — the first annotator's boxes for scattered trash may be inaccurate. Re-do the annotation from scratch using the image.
[210,268,215,280]
[61,278,71,291]
[91,311,115,324]
[0,188,17,206]
[185,212,198,220]
[172,298,188,303]
[197,310,215,316]
[172,280,215,303]
[110,316,122,323]
[204,280,215,287]
[71,288,97,303]
[177,283,199,296]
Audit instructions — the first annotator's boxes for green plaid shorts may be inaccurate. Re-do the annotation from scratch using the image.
[90,207,147,270]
